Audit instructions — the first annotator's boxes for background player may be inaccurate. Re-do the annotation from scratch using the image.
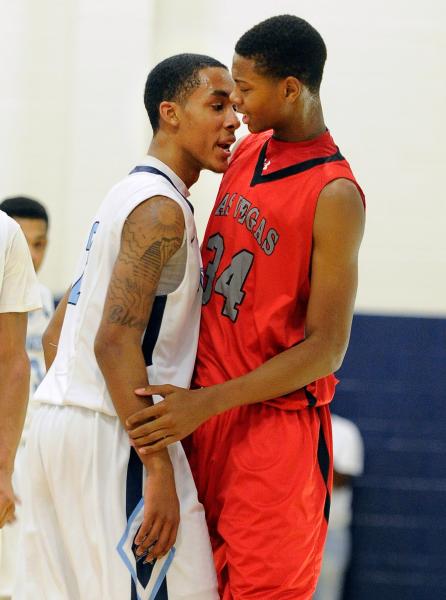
[0,210,41,597]
[128,15,365,600]
[314,414,364,600]
[16,54,239,599]
[0,197,54,395]
[0,196,54,598]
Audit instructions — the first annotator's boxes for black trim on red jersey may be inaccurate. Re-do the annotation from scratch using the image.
[250,139,344,187]
[316,411,331,523]
[304,386,317,407]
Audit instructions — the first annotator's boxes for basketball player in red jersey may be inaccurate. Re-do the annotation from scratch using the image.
[127,15,365,599]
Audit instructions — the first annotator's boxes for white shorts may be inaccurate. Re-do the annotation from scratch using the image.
[14,404,218,600]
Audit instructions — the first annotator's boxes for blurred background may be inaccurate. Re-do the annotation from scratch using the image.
[1,0,445,598]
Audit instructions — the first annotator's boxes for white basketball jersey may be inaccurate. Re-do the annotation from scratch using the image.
[0,210,41,313]
[34,157,202,416]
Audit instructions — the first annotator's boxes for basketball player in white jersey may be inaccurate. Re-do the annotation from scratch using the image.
[16,54,239,600]
[0,210,41,592]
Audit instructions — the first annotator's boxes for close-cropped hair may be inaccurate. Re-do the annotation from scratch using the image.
[144,53,227,132]
[235,15,327,93]
[0,196,49,226]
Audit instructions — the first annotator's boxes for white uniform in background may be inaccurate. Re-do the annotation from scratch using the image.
[3,282,54,597]
[314,414,364,600]
[0,210,41,598]
[27,283,54,396]
[16,158,218,600]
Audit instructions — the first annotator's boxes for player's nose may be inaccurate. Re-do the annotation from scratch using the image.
[225,106,240,130]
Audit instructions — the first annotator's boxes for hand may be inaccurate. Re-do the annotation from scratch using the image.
[127,385,211,454]
[0,470,17,528]
[134,461,179,563]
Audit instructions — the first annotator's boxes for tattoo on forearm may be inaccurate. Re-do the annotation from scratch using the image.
[105,197,184,330]
[108,305,146,329]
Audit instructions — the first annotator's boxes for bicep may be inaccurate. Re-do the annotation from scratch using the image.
[305,179,365,347]
[98,196,185,341]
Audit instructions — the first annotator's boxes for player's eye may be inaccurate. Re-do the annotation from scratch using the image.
[211,103,224,111]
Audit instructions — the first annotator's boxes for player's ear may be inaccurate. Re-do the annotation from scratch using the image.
[158,101,180,129]
[283,76,302,102]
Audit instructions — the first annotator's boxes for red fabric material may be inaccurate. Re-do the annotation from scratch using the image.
[186,404,333,599]
[194,129,364,410]
[189,129,362,597]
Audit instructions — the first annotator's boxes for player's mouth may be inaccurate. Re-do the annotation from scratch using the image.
[216,137,236,158]
[242,114,250,125]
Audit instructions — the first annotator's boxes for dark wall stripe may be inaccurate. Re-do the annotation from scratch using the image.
[142,295,167,367]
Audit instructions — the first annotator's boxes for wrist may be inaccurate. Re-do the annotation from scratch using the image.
[199,383,233,418]
[140,449,173,473]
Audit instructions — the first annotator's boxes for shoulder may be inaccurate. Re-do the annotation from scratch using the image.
[0,210,20,243]
[126,195,185,228]
[315,178,365,235]
[319,178,365,207]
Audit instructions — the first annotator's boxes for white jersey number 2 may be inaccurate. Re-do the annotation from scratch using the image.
[68,221,99,306]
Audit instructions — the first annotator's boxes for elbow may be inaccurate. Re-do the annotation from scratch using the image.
[327,338,349,374]
[94,331,110,367]
[94,327,127,369]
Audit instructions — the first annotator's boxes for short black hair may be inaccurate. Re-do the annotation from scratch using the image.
[235,15,327,93]
[0,196,49,226]
[144,53,227,132]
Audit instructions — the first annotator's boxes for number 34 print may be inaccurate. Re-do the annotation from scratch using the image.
[202,233,254,322]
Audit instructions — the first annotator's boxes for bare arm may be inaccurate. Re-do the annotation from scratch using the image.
[128,179,365,452]
[42,288,69,370]
[0,312,29,526]
[94,195,184,560]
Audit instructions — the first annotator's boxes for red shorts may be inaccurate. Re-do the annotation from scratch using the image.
[185,403,332,600]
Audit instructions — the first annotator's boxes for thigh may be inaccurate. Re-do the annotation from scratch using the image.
[16,405,131,600]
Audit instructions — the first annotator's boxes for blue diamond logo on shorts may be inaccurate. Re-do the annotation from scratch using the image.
[117,498,176,600]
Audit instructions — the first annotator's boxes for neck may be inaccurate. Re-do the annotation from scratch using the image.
[273,93,326,142]
[148,133,200,189]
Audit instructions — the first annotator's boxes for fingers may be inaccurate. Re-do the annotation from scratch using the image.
[0,500,15,528]
[145,521,178,562]
[132,429,173,448]
[134,518,178,563]
[126,403,162,429]
[134,384,176,398]
[139,437,172,455]
[128,414,169,440]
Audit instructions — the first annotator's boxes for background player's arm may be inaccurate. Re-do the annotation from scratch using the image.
[94,195,184,560]
[128,179,365,451]
[42,288,69,369]
[0,312,29,527]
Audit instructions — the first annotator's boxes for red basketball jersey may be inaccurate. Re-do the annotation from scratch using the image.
[194,129,364,410]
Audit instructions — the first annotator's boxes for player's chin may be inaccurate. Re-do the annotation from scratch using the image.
[247,121,268,134]
[208,154,231,173]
